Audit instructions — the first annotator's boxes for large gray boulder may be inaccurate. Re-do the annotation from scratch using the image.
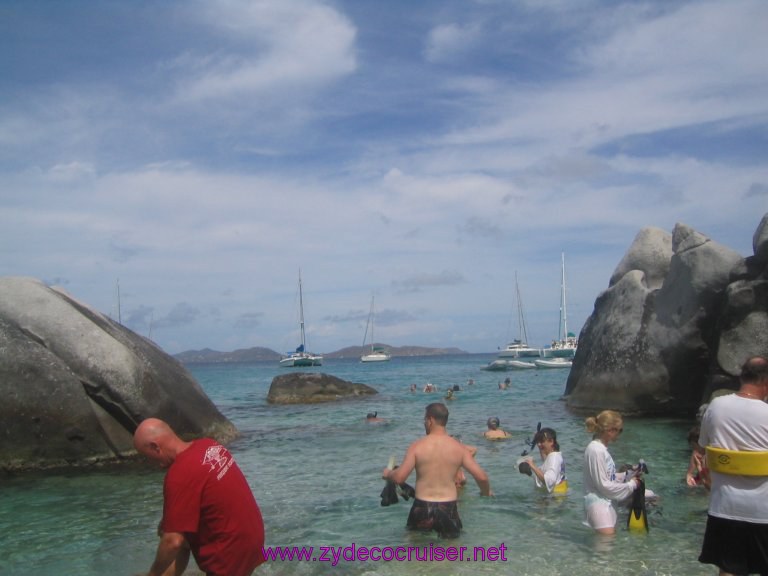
[267,372,378,404]
[608,227,672,290]
[713,215,768,381]
[565,218,760,416]
[0,277,236,471]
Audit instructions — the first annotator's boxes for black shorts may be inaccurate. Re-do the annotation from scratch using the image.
[406,498,463,538]
[699,514,768,575]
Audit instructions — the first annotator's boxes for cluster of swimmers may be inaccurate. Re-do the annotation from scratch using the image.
[411,381,469,400]
[376,381,724,536]
[380,357,768,574]
[383,406,670,535]
[410,377,510,397]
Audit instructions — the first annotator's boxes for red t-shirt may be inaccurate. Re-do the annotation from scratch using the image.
[162,439,265,576]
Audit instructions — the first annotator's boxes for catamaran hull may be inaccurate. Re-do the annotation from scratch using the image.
[539,342,577,358]
[498,347,541,358]
[279,354,322,367]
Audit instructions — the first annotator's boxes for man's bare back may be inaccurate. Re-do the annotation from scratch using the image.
[410,434,485,500]
[383,403,491,501]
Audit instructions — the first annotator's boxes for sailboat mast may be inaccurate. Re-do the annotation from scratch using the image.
[370,295,375,352]
[362,294,375,351]
[515,271,529,344]
[560,252,568,341]
[298,273,306,350]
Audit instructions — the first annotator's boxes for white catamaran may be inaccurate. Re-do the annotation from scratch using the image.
[279,273,323,367]
[361,294,391,362]
[498,272,540,359]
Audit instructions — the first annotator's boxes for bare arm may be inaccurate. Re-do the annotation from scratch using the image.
[685,451,700,486]
[462,450,491,496]
[147,532,189,576]
[383,446,416,485]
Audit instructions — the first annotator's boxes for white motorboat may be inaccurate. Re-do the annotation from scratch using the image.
[481,359,510,371]
[507,359,536,369]
[534,358,572,369]
[280,272,323,367]
[360,294,391,362]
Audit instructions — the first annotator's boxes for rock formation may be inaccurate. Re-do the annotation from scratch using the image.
[0,277,236,472]
[267,372,378,404]
[565,214,768,416]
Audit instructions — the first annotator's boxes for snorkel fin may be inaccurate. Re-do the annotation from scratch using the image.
[627,478,649,532]
[380,480,399,506]
[380,455,399,506]
[397,482,416,500]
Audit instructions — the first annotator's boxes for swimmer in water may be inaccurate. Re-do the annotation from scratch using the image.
[483,417,511,440]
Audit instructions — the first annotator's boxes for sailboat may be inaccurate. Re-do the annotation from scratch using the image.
[497,272,540,359]
[541,253,578,358]
[279,273,323,367]
[360,295,391,363]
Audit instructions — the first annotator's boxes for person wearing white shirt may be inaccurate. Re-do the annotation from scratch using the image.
[698,356,768,576]
[523,427,567,494]
[582,410,641,535]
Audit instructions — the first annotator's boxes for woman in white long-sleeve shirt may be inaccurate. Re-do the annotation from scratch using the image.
[583,410,641,534]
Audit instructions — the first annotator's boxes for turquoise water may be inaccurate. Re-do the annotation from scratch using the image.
[0,355,714,575]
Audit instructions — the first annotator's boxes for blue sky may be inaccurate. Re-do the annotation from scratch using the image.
[1,0,766,355]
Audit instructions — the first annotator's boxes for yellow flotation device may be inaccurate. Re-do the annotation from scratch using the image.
[553,480,568,494]
[706,446,768,476]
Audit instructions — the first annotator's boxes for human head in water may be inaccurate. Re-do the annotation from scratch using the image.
[366,412,378,420]
[486,417,501,430]
[534,427,560,451]
[424,403,449,430]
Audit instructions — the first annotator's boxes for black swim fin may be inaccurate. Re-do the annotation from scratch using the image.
[380,480,399,506]
[627,479,649,532]
[397,482,416,501]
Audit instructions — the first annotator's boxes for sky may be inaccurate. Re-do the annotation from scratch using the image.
[1,0,767,356]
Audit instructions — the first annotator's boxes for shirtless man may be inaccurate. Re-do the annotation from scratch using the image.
[382,403,492,538]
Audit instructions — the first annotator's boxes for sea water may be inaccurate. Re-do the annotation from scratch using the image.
[0,355,714,575]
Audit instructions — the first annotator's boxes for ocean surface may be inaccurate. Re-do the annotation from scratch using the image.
[1,354,715,575]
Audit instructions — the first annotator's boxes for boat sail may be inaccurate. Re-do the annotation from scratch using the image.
[541,253,578,358]
[279,273,323,367]
[497,272,540,358]
[361,295,391,363]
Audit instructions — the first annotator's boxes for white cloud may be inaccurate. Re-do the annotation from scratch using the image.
[424,22,482,63]
[172,0,357,103]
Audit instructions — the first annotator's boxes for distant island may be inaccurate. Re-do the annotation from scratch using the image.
[174,345,469,365]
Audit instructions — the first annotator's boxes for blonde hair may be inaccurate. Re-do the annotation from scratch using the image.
[584,410,622,437]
